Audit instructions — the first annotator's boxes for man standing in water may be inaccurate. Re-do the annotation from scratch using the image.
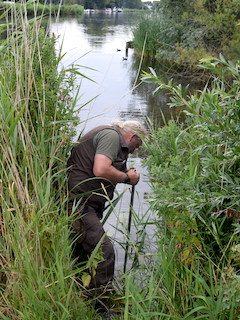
[67,120,147,319]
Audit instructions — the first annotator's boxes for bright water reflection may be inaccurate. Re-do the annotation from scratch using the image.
[50,11,180,131]
[51,12,148,132]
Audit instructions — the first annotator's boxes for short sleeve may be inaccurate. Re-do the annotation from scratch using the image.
[94,129,120,161]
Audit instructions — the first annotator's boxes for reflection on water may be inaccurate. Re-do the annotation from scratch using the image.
[50,11,190,133]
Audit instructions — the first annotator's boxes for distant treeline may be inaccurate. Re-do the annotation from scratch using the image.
[38,0,142,9]
[0,1,84,16]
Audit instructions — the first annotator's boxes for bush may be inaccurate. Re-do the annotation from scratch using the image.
[133,1,240,65]
[137,56,240,318]
[143,57,240,261]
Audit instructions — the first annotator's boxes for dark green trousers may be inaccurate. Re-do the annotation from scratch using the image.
[70,204,115,296]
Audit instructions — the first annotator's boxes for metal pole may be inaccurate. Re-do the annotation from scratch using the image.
[123,185,135,273]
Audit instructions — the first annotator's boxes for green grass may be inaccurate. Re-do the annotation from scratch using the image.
[120,225,240,320]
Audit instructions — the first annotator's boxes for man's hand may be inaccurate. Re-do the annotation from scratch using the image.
[126,168,140,185]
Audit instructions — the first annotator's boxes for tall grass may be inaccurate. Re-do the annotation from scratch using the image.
[133,13,162,58]
[0,3,97,319]
[132,11,204,64]
[123,234,239,320]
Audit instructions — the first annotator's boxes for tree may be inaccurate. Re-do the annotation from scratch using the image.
[134,0,240,63]
[95,0,106,9]
[187,0,240,55]
[123,0,141,9]
[115,0,123,8]
[84,0,96,8]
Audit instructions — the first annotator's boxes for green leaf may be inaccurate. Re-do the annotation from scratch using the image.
[81,272,91,287]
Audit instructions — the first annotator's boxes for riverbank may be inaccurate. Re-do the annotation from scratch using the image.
[139,57,240,319]
[132,2,240,69]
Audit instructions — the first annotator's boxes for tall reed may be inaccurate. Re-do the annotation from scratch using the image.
[123,232,239,320]
[0,3,96,319]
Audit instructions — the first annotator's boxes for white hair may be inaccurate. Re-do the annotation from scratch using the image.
[110,119,148,137]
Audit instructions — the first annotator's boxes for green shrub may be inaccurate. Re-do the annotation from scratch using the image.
[143,57,240,261]
[136,56,240,318]
[133,1,240,65]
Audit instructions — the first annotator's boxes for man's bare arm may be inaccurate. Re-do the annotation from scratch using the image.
[93,154,139,185]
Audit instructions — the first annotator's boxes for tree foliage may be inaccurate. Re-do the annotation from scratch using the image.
[39,0,141,9]
[134,0,240,64]
[85,0,142,9]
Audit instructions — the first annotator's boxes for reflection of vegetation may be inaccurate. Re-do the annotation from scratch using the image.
[81,12,117,37]
[79,11,139,41]
[128,54,201,125]
[133,0,240,65]
[37,0,142,9]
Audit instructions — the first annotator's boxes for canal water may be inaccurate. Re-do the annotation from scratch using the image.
[50,11,171,272]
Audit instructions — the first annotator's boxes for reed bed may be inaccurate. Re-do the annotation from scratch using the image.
[0,3,95,319]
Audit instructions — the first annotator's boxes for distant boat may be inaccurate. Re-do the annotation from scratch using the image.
[112,7,123,12]
[84,9,96,13]
[104,8,112,13]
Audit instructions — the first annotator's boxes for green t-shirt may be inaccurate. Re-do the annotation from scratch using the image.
[93,128,121,161]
